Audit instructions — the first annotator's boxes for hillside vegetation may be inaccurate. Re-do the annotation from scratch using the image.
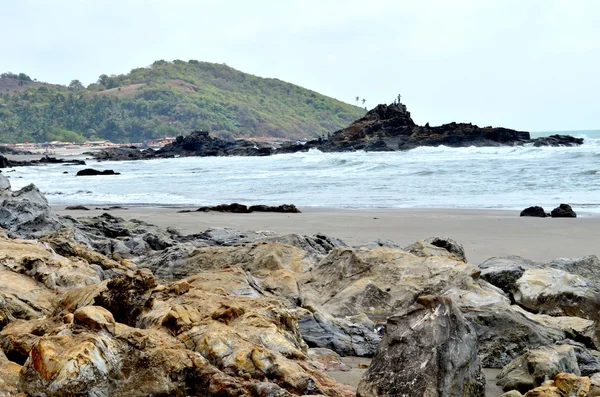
[0,60,365,143]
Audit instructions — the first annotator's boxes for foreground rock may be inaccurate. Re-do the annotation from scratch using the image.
[500,373,593,396]
[497,345,581,393]
[0,175,64,238]
[3,267,354,397]
[357,296,485,396]
[480,255,600,320]
[3,178,600,395]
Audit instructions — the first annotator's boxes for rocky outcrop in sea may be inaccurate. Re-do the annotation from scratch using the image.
[90,104,583,161]
[313,103,584,152]
[91,131,275,161]
[0,174,600,395]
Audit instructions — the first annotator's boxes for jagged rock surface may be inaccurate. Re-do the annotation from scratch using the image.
[317,103,583,152]
[357,296,485,397]
[2,181,600,396]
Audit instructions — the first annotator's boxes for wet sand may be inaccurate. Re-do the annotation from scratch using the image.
[54,206,600,265]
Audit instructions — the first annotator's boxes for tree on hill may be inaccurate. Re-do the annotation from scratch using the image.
[68,80,84,91]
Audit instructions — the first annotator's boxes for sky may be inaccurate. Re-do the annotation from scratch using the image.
[1,0,599,132]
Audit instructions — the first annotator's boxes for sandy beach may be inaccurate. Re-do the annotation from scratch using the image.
[54,206,599,265]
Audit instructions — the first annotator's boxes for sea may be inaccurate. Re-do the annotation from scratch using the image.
[7,130,600,213]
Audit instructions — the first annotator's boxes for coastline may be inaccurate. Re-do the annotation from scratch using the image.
[53,206,600,265]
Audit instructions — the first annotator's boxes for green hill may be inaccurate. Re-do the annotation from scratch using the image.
[0,60,366,143]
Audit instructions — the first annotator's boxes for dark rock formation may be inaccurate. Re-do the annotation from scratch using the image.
[179,203,301,214]
[76,169,120,176]
[533,134,585,147]
[89,146,154,161]
[37,157,85,166]
[91,131,275,161]
[196,203,251,213]
[0,146,33,155]
[316,103,583,152]
[89,108,584,161]
[520,206,549,217]
[248,204,301,213]
[159,130,273,157]
[551,204,577,218]
[0,155,10,168]
[357,296,485,397]
[65,205,90,211]
[0,155,85,168]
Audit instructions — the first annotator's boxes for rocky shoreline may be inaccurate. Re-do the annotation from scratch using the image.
[1,175,599,395]
[90,103,584,161]
[0,155,85,169]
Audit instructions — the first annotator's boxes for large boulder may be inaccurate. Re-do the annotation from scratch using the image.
[478,256,538,298]
[423,236,467,262]
[357,296,485,397]
[0,184,64,238]
[520,206,549,218]
[513,268,600,320]
[519,373,591,396]
[0,174,10,192]
[497,345,581,393]
[551,204,577,218]
[10,267,354,397]
[296,308,381,357]
[304,246,480,318]
[403,238,466,262]
[548,255,600,287]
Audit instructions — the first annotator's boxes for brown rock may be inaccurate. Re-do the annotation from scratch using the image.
[73,306,116,334]
[553,373,590,396]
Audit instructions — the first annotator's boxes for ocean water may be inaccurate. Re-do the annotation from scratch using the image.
[7,131,600,212]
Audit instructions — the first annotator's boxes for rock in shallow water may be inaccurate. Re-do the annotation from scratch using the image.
[76,168,120,176]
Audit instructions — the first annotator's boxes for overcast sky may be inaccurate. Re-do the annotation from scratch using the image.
[1,0,598,131]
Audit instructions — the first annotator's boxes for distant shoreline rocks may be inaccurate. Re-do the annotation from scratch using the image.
[521,204,577,218]
[178,203,301,214]
[0,154,85,168]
